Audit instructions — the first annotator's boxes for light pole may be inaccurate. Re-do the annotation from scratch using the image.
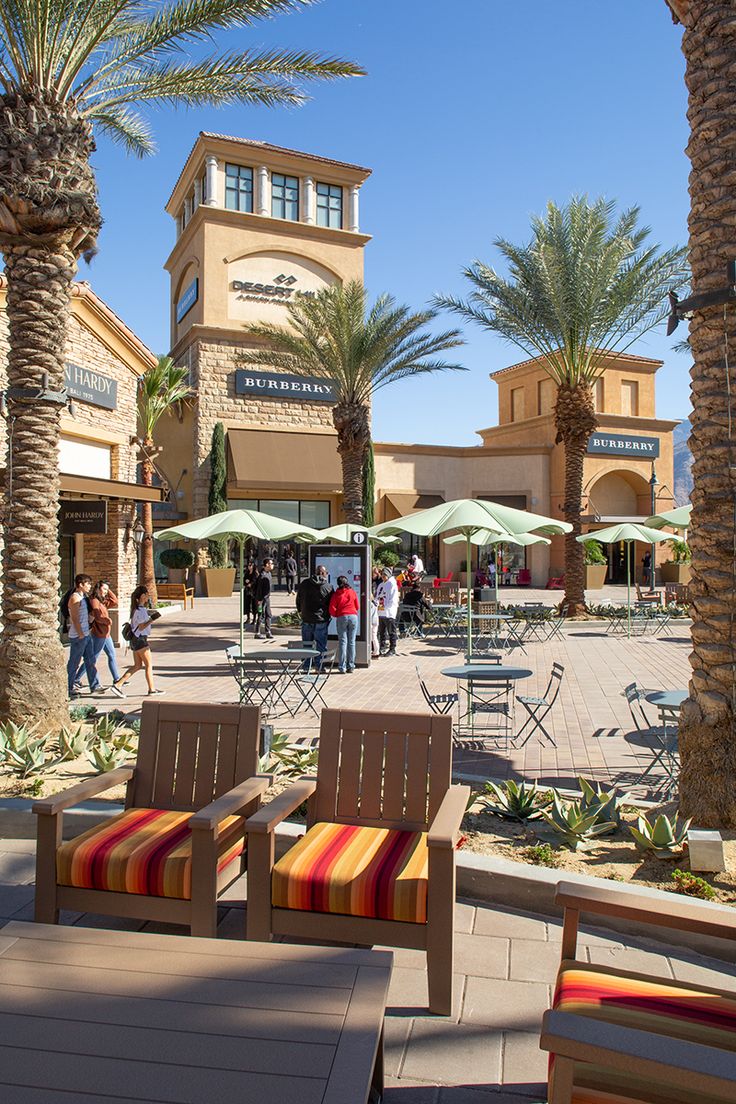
[649,461,659,592]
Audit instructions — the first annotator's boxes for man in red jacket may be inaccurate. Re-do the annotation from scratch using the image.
[328,575,359,673]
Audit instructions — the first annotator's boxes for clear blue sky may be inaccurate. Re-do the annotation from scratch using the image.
[86,0,690,446]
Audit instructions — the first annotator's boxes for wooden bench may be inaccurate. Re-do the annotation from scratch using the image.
[157,581,194,609]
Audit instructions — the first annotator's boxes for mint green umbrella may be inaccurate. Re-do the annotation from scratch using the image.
[157,509,318,654]
[644,503,692,531]
[315,523,400,545]
[444,529,550,605]
[372,499,571,657]
[576,523,672,636]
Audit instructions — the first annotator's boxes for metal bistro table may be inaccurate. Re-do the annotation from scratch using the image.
[442,664,533,743]
[645,689,688,720]
[427,603,464,638]
[226,647,326,716]
[474,611,526,653]
[642,689,687,795]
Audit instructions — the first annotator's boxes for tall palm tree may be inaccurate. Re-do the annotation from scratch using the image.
[666,0,736,827]
[0,1,362,729]
[436,197,688,616]
[237,281,465,522]
[137,356,192,605]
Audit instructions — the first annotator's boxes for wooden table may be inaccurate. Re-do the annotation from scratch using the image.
[0,921,392,1103]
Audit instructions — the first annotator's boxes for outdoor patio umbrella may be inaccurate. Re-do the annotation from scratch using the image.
[315,523,400,545]
[372,498,571,657]
[443,529,550,605]
[644,503,692,531]
[156,509,318,655]
[575,523,672,637]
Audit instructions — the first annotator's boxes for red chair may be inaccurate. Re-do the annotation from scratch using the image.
[547,574,565,590]
[433,571,453,588]
[517,569,532,586]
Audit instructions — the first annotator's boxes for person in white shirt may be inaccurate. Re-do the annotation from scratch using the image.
[376,568,399,656]
[114,586,164,696]
[410,553,424,576]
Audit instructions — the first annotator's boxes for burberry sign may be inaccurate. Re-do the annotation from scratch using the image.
[235,370,337,402]
[587,433,660,459]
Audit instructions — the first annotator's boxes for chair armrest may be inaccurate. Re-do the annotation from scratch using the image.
[33,766,136,816]
[555,880,736,943]
[428,785,470,850]
[541,1010,736,1099]
[189,774,273,832]
[246,777,317,834]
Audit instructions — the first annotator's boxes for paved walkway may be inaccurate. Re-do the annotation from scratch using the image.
[1,838,734,1101]
[103,591,691,794]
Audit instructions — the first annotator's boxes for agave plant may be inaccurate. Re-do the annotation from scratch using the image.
[57,725,90,762]
[4,733,53,778]
[542,793,617,851]
[270,744,319,779]
[480,780,548,821]
[577,778,624,832]
[0,720,38,760]
[68,704,97,722]
[86,740,129,774]
[93,715,126,744]
[629,813,692,857]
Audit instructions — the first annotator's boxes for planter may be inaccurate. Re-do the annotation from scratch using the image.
[660,562,691,585]
[584,563,608,590]
[199,567,236,597]
[167,568,187,584]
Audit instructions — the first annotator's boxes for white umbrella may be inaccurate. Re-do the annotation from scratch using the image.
[576,523,672,636]
[444,529,551,605]
[645,504,692,531]
[315,523,400,545]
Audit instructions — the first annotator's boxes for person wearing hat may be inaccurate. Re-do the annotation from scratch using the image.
[376,567,399,656]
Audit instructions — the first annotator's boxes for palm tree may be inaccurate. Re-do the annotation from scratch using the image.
[436,196,688,616]
[666,1,736,827]
[0,1,362,729]
[137,356,192,605]
[237,281,465,522]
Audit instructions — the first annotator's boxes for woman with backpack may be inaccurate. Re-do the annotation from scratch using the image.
[113,586,164,696]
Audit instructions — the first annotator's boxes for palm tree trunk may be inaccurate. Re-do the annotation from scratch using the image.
[0,243,76,728]
[139,443,158,605]
[333,402,370,524]
[554,382,597,617]
[675,0,736,827]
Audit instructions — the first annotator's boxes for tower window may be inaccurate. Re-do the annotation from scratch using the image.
[225,163,253,212]
[272,173,299,220]
[316,182,343,228]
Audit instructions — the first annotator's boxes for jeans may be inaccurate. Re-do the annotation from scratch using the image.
[93,635,121,683]
[378,616,397,653]
[336,614,358,671]
[68,634,99,695]
[286,574,296,595]
[301,620,329,669]
[254,598,272,637]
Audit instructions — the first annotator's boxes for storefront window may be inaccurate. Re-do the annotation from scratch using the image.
[225,499,331,585]
[299,500,330,529]
[476,542,527,584]
[396,533,438,574]
[259,499,299,524]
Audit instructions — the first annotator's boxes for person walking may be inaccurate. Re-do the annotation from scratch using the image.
[296,563,333,668]
[242,559,257,624]
[376,567,399,656]
[284,549,298,596]
[114,586,164,696]
[253,557,274,640]
[66,574,104,699]
[642,550,652,588]
[329,575,359,673]
[87,581,125,697]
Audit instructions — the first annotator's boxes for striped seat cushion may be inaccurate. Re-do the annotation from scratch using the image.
[272,821,428,923]
[57,808,246,900]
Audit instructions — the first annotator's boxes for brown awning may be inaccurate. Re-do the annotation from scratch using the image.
[382,493,444,520]
[60,474,165,503]
[227,429,342,492]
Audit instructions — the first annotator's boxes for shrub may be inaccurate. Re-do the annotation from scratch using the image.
[670,868,715,900]
[583,540,607,566]
[208,422,229,568]
[668,539,692,564]
[160,548,195,570]
[373,547,400,569]
[69,703,97,721]
[524,843,559,868]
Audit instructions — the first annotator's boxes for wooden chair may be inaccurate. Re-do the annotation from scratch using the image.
[246,708,469,1015]
[541,881,736,1103]
[34,701,269,937]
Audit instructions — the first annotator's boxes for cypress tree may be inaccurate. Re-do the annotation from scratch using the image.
[362,440,375,526]
[208,422,228,567]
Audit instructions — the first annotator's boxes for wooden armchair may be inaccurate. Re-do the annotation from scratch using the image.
[246,708,469,1015]
[34,701,269,937]
[541,881,736,1103]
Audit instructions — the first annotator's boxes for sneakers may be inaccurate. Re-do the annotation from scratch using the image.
[91,686,108,696]
[73,682,83,693]
[387,650,397,657]
[347,667,355,673]
[110,683,126,699]
[147,688,165,695]
[254,633,265,640]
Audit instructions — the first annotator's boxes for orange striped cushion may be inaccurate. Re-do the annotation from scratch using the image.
[57,808,245,900]
[554,962,736,1051]
[272,821,428,923]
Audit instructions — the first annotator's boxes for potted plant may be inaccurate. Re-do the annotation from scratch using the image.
[159,547,195,584]
[660,539,692,585]
[373,548,400,571]
[200,423,236,597]
[583,539,608,590]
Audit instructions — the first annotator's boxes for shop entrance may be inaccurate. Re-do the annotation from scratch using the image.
[606,540,636,585]
[59,534,76,638]
[226,498,330,588]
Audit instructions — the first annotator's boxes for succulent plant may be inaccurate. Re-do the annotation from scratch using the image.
[0,720,38,759]
[68,703,97,722]
[480,780,548,821]
[577,777,624,832]
[86,740,129,773]
[542,793,617,850]
[57,725,90,762]
[3,733,53,778]
[670,868,716,900]
[629,813,691,856]
[269,743,319,778]
[93,715,127,744]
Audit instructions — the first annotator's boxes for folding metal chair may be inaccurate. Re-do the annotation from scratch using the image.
[624,682,679,793]
[293,648,336,716]
[514,662,564,747]
[225,649,288,715]
[415,664,459,717]
[398,603,425,639]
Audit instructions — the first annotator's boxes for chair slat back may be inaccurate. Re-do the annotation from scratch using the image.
[130,701,260,812]
[433,584,460,604]
[313,709,452,831]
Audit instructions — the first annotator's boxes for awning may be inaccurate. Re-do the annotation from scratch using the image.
[382,492,444,520]
[60,473,165,503]
[227,429,342,492]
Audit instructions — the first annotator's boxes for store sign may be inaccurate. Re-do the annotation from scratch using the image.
[59,500,108,535]
[64,363,117,411]
[235,370,337,402]
[231,272,316,303]
[176,277,199,323]
[587,433,660,459]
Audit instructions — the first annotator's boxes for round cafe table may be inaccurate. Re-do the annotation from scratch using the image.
[644,689,687,711]
[441,665,533,742]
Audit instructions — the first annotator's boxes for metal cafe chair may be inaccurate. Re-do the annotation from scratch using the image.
[293,648,337,716]
[415,664,459,717]
[624,682,679,793]
[225,648,288,714]
[514,662,564,747]
[398,602,425,639]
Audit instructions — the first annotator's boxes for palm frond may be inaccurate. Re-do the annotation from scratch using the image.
[90,103,156,156]
[138,355,192,440]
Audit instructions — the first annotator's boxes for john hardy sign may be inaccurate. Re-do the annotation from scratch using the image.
[587,432,660,459]
[64,363,117,410]
[235,370,337,403]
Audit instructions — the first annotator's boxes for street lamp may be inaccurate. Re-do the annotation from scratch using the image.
[649,462,659,592]
[132,516,146,548]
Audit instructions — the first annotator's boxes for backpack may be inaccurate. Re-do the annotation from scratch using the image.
[121,622,133,642]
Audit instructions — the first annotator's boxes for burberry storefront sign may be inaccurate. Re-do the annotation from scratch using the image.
[235,370,337,402]
[587,433,660,459]
[64,363,118,410]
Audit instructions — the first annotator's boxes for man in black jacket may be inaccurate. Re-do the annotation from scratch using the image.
[253,557,274,640]
[296,563,333,667]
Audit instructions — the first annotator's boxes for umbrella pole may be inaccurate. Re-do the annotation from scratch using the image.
[627,546,631,638]
[467,533,473,659]
[239,539,245,655]
[495,544,500,607]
